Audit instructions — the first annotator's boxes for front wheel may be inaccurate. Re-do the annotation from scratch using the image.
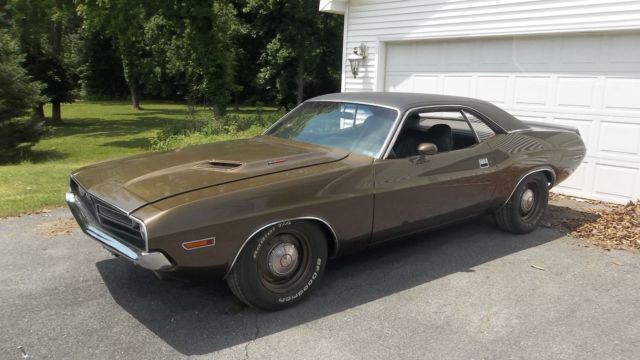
[494,172,549,234]
[226,221,328,311]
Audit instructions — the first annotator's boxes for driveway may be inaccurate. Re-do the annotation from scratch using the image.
[1,208,638,359]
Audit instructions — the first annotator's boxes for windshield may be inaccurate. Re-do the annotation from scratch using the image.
[265,101,398,157]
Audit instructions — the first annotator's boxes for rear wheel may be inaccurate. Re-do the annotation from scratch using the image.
[494,172,549,234]
[226,221,328,311]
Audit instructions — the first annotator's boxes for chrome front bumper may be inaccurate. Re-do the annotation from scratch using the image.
[65,192,173,271]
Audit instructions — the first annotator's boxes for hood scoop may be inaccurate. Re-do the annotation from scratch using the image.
[198,160,243,171]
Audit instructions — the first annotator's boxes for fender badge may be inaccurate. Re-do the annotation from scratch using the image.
[267,159,286,165]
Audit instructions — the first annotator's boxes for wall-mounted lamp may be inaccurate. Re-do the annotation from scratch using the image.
[347,43,368,79]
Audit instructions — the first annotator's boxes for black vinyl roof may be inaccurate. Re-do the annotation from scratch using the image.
[309,92,528,132]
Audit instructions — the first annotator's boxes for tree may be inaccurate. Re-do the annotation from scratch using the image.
[76,31,129,99]
[6,0,80,123]
[244,0,343,108]
[142,1,239,117]
[0,30,46,162]
[77,0,152,109]
[77,0,194,109]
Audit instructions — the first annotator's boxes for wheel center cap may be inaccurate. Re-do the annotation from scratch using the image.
[268,242,299,277]
[280,254,292,267]
[521,189,535,212]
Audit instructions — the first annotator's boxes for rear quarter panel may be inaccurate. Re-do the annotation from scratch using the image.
[488,130,586,206]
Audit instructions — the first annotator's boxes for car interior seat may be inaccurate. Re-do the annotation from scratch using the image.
[423,124,453,152]
[393,115,454,158]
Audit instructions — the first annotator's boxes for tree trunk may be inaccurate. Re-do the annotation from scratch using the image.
[52,20,62,55]
[296,60,305,105]
[51,101,62,123]
[34,104,45,119]
[50,17,63,123]
[130,84,141,110]
[212,104,223,119]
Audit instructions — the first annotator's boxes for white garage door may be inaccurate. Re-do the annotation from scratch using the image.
[385,31,640,204]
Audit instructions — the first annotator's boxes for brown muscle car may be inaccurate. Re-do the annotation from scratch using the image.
[66,92,586,310]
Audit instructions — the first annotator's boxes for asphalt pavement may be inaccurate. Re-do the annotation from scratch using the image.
[1,208,638,359]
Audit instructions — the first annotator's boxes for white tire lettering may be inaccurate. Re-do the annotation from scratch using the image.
[252,226,275,259]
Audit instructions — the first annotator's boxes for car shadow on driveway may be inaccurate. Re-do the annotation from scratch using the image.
[96,217,564,355]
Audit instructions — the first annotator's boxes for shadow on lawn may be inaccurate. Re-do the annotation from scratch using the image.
[47,117,167,139]
[26,149,68,163]
[96,216,564,356]
[1,148,68,165]
[112,108,191,117]
[101,137,151,149]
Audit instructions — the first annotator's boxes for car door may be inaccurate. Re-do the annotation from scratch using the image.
[371,108,500,243]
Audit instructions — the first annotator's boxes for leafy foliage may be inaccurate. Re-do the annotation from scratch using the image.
[2,0,343,128]
[76,32,129,99]
[6,0,80,122]
[142,1,240,116]
[0,30,46,162]
[150,108,283,150]
[243,0,343,108]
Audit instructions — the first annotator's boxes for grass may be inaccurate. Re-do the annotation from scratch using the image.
[0,101,277,217]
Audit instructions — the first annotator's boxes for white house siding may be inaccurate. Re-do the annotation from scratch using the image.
[322,0,640,203]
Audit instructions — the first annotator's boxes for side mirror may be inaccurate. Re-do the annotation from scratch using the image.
[418,142,438,156]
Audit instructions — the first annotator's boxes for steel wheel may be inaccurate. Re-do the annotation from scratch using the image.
[257,231,311,293]
[494,172,549,234]
[226,221,328,311]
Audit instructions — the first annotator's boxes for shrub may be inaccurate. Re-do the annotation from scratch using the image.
[0,30,46,163]
[150,110,283,151]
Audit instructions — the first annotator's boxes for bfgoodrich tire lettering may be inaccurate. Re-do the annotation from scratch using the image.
[494,172,549,234]
[226,220,328,311]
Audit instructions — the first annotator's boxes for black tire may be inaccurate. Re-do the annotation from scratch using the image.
[226,220,328,311]
[494,172,549,234]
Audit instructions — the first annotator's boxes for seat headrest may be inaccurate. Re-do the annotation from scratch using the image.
[404,114,421,129]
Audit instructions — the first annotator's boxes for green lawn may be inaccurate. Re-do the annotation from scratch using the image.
[0,101,274,217]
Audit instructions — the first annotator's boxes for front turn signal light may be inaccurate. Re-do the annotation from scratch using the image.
[182,238,215,250]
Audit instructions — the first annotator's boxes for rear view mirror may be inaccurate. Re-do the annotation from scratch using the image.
[418,142,438,156]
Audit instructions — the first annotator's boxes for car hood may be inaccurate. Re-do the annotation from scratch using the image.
[71,136,350,214]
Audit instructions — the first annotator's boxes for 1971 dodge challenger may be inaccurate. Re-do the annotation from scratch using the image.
[66,92,586,310]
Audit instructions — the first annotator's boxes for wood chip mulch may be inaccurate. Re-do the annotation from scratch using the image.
[544,194,640,251]
[37,218,78,237]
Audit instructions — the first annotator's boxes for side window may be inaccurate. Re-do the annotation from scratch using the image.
[418,111,473,135]
[464,110,496,141]
[391,109,478,159]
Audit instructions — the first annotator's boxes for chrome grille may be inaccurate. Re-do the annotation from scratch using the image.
[70,178,145,250]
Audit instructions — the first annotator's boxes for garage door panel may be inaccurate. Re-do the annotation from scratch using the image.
[603,78,640,110]
[480,39,512,65]
[514,77,549,106]
[386,74,413,92]
[477,76,509,103]
[557,161,588,191]
[598,122,640,155]
[415,44,441,65]
[443,42,473,66]
[442,76,473,96]
[558,35,602,65]
[594,164,638,200]
[414,75,440,93]
[608,33,640,65]
[555,118,593,146]
[385,31,640,202]
[556,77,597,108]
